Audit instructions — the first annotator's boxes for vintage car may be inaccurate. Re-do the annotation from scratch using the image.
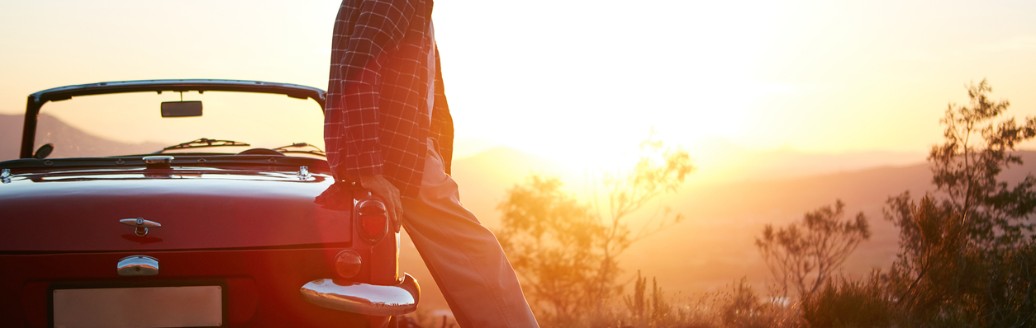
[0,79,419,327]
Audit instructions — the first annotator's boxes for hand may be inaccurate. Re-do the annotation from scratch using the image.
[314,182,349,210]
[359,174,403,225]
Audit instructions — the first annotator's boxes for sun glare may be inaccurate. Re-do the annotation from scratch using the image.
[442,0,797,186]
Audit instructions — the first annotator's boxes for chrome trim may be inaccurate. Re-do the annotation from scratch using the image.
[298,165,312,181]
[300,273,420,316]
[119,217,162,237]
[143,155,175,169]
[117,255,159,276]
[1,168,10,184]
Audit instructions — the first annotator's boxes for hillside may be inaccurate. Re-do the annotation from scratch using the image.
[404,150,1035,311]
[1,113,162,159]
[0,114,22,159]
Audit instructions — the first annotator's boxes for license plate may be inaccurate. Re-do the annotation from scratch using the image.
[52,285,223,327]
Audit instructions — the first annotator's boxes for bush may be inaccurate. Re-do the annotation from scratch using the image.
[801,272,896,328]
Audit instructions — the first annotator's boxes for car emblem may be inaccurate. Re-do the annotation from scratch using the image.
[117,255,160,276]
[119,217,162,237]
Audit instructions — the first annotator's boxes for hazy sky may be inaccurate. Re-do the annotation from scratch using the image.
[2,0,1035,175]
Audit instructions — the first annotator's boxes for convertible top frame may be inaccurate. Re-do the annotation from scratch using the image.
[20,79,327,159]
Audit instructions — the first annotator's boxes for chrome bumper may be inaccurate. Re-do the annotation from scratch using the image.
[300,273,420,316]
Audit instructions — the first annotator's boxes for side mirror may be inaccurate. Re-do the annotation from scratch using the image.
[161,101,203,118]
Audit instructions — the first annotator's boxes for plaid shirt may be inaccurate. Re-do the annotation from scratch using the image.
[325,0,453,197]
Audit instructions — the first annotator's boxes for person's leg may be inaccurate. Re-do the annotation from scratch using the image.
[401,140,538,328]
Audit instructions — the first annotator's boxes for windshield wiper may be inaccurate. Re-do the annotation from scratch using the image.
[273,142,326,157]
[159,138,251,153]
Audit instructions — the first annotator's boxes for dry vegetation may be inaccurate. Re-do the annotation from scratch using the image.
[459,81,1036,328]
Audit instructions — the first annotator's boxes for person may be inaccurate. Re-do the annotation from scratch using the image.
[323,1,539,327]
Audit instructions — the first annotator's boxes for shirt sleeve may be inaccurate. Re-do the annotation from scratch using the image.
[327,0,416,178]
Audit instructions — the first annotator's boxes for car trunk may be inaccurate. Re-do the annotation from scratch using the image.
[0,170,351,252]
[0,170,374,327]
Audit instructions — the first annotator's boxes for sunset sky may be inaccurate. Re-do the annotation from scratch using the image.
[2,0,1035,179]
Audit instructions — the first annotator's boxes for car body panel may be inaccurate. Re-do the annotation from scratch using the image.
[0,166,349,252]
[0,80,417,327]
[1,248,375,327]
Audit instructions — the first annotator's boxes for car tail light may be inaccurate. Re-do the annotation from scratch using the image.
[356,198,389,244]
[333,250,363,279]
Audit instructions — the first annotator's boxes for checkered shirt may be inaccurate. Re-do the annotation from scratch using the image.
[325,0,453,197]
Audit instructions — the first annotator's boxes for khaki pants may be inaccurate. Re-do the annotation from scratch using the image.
[401,140,539,328]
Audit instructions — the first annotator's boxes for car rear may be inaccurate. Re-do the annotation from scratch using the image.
[0,164,415,327]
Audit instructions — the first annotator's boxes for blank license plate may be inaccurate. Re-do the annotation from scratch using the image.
[53,285,223,328]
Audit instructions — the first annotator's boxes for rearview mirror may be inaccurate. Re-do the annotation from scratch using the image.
[161,101,203,118]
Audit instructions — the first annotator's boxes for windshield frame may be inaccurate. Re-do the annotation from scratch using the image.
[19,79,326,159]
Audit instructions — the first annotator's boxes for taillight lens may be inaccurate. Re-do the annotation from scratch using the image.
[356,199,389,244]
[334,249,363,279]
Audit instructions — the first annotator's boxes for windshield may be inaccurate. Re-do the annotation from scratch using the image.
[34,90,325,159]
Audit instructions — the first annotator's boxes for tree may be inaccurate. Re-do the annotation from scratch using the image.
[928,79,1036,248]
[884,80,1036,326]
[496,140,692,325]
[755,200,871,301]
[496,176,603,323]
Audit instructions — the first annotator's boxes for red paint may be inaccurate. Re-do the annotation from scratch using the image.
[0,165,405,327]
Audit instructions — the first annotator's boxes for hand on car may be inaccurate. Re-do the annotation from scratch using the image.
[359,174,403,224]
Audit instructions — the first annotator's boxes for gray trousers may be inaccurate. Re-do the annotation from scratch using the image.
[401,140,539,328]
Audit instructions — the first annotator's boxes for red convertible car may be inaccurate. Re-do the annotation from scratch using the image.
[0,80,419,327]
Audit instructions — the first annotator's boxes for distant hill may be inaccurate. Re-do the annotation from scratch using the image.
[449,147,564,226]
[403,149,1035,311]
[0,113,163,159]
[623,161,932,293]
[714,148,925,181]
[0,114,22,159]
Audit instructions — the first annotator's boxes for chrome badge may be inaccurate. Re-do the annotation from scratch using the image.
[117,255,159,276]
[119,217,162,237]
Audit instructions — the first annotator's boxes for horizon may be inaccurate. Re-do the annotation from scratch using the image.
[2,0,1036,183]
[3,108,1035,186]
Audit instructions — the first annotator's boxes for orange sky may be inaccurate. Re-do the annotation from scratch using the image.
[1,0,1035,179]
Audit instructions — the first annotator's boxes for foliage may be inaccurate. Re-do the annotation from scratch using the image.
[496,140,692,326]
[496,176,603,323]
[623,270,672,327]
[883,80,1036,326]
[718,278,780,328]
[801,272,897,328]
[928,79,1036,248]
[755,200,871,301]
[492,81,1035,327]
